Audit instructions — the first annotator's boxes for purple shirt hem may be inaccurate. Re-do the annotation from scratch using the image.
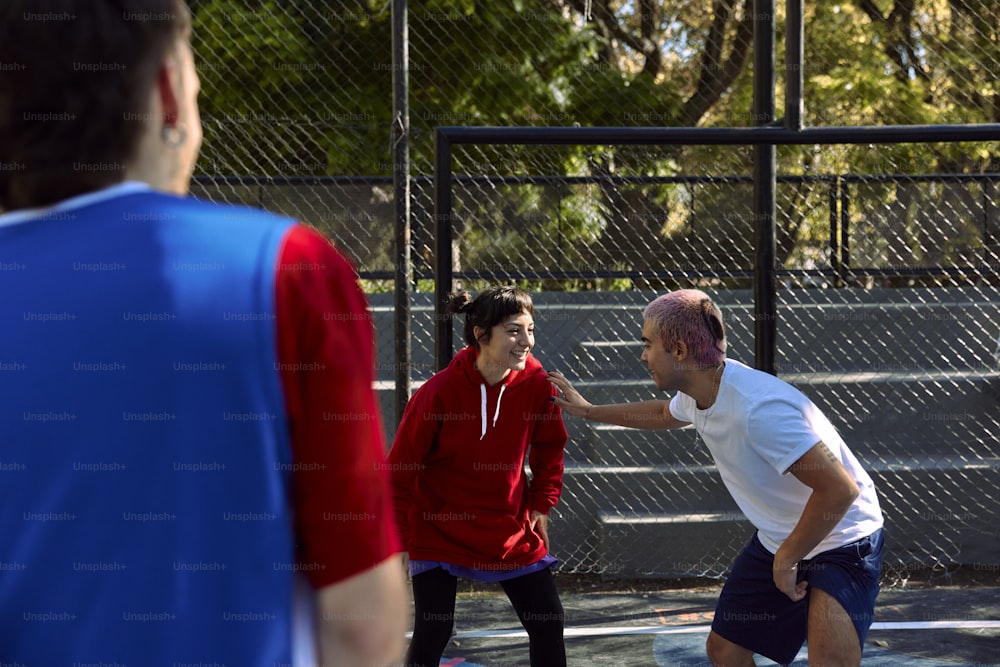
[410,554,558,582]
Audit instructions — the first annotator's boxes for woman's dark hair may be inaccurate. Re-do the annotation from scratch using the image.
[0,0,191,211]
[447,285,534,348]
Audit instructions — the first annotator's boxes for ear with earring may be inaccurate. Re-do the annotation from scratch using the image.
[161,123,186,148]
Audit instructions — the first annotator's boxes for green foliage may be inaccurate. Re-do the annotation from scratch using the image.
[189,0,999,290]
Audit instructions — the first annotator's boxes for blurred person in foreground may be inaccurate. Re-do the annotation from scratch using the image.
[548,289,884,667]
[0,1,405,665]
[387,286,568,667]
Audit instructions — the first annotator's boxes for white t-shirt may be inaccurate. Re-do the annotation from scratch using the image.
[669,359,883,558]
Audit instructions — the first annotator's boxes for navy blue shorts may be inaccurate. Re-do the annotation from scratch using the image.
[711,529,884,665]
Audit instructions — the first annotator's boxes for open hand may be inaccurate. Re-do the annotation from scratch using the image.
[546,371,592,419]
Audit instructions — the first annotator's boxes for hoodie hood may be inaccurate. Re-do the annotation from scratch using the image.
[451,346,543,440]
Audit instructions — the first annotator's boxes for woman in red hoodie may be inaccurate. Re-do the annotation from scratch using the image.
[388,285,568,667]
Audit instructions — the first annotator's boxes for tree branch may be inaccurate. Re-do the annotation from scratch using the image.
[857,0,888,24]
[639,0,662,76]
[680,0,753,126]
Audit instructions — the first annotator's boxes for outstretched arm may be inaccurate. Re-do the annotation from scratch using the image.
[546,371,689,431]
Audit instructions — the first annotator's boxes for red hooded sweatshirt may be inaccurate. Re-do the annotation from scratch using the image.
[387,346,567,571]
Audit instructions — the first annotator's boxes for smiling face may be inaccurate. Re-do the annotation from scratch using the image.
[475,311,535,383]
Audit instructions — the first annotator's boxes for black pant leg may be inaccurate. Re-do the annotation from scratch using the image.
[406,567,459,667]
[499,567,567,667]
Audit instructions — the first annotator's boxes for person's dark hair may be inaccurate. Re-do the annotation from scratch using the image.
[448,286,534,348]
[0,0,191,211]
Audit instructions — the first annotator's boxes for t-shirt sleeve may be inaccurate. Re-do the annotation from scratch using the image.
[746,398,824,475]
[275,223,401,588]
[668,391,695,424]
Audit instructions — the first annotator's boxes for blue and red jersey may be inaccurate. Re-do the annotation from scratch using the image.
[0,183,399,665]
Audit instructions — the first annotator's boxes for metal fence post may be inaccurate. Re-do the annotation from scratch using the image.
[434,129,454,370]
[841,180,851,282]
[392,0,412,424]
[830,177,844,287]
[785,0,804,132]
[753,0,778,375]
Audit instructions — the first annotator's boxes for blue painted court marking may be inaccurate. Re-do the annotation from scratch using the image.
[448,621,1000,666]
[652,632,992,666]
[438,659,488,666]
[450,619,1000,640]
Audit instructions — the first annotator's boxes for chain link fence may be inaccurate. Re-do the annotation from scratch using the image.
[186,1,1000,580]
[441,139,1000,580]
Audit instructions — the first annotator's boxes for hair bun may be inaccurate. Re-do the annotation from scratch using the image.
[446,290,473,315]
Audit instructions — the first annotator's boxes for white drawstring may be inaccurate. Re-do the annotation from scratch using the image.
[493,385,506,429]
[479,383,508,440]
[480,384,488,440]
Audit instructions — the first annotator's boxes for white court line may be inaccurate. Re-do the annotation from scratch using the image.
[449,620,1000,640]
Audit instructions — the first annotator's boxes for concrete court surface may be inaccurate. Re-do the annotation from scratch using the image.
[418,582,1000,666]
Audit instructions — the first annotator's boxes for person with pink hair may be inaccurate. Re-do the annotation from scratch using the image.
[548,289,884,667]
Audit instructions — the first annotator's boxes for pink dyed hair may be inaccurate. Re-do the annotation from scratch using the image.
[643,289,726,367]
